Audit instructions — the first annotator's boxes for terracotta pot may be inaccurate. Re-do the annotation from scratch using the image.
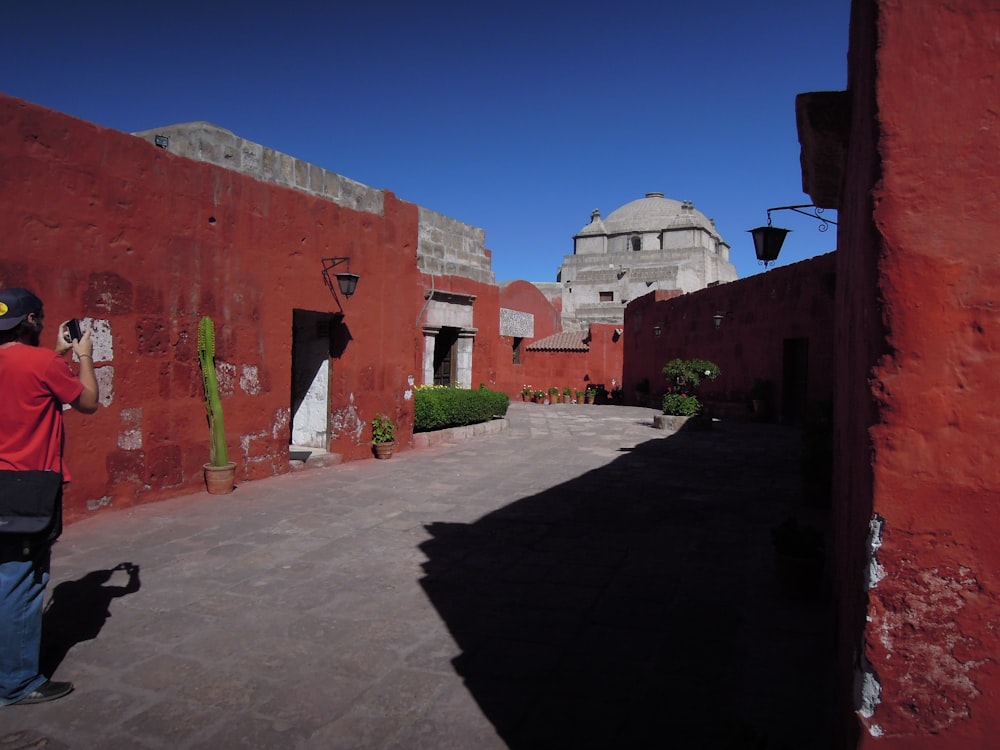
[373,442,395,459]
[204,462,236,495]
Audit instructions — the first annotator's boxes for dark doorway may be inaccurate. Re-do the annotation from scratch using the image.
[781,337,809,426]
[291,310,346,448]
[434,326,459,385]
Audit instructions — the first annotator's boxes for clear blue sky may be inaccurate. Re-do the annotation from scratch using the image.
[1,0,849,282]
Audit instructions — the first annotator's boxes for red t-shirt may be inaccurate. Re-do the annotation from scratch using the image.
[0,343,85,480]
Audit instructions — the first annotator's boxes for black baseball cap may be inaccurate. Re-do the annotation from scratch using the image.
[0,288,43,331]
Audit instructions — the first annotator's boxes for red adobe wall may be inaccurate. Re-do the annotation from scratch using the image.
[623,254,835,422]
[0,94,423,522]
[518,324,624,399]
[836,2,1000,747]
[493,282,624,399]
[495,280,562,397]
[418,271,503,391]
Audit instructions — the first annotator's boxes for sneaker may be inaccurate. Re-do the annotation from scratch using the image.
[12,680,74,705]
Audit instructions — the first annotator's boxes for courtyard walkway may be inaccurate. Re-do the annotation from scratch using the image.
[2,402,834,749]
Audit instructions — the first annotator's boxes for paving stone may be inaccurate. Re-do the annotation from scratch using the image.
[0,404,834,749]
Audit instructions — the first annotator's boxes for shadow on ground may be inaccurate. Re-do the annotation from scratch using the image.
[419,421,834,750]
[40,562,141,676]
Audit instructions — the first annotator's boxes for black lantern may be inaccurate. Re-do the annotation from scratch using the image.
[747,204,836,269]
[748,226,791,268]
[321,257,360,309]
[334,271,359,298]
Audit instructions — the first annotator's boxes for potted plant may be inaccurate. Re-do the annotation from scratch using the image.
[371,413,397,459]
[770,517,824,598]
[521,384,532,402]
[197,316,236,494]
[661,358,720,422]
[562,386,573,403]
[585,387,597,404]
[548,386,560,404]
[534,389,546,404]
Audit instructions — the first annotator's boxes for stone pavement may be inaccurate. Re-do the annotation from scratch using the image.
[1,403,834,750]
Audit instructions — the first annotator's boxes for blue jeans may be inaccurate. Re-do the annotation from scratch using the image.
[0,544,50,705]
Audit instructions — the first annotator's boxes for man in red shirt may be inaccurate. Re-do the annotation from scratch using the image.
[0,288,98,706]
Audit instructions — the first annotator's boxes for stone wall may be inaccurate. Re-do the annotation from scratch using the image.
[417,207,494,284]
[133,122,385,215]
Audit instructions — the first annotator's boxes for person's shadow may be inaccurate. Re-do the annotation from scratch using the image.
[40,562,141,676]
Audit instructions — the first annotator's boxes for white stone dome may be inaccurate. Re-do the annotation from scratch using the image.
[603,192,719,237]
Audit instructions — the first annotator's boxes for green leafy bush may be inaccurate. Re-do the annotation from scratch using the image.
[662,393,702,416]
[414,385,510,432]
[662,358,720,391]
[661,358,720,416]
[371,413,397,444]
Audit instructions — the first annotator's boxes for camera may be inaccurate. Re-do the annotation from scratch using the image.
[67,318,83,342]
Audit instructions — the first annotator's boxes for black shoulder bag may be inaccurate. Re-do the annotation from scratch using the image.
[0,470,63,537]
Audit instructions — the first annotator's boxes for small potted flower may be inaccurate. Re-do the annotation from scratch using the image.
[575,389,585,404]
[534,389,546,404]
[585,387,597,404]
[371,413,397,459]
[521,384,532,402]
[562,386,573,403]
[548,386,560,404]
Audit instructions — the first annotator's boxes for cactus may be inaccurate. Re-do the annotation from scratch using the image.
[197,316,229,467]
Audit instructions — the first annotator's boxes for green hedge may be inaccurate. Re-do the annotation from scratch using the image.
[414,385,510,432]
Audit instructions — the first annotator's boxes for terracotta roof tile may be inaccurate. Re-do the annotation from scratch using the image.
[526,332,589,352]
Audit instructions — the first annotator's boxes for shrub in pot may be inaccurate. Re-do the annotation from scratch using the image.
[372,413,397,459]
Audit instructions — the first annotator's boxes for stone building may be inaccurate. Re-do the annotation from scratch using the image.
[558,192,737,331]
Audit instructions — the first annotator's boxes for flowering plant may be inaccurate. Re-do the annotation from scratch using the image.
[662,358,720,392]
[661,358,720,416]
[548,386,559,396]
[521,384,533,397]
[371,413,397,444]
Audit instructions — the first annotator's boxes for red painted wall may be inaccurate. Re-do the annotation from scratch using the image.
[835,2,1000,747]
[495,280,558,395]
[518,323,624,399]
[0,94,422,522]
[623,254,835,422]
[418,271,503,391]
[493,282,624,399]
